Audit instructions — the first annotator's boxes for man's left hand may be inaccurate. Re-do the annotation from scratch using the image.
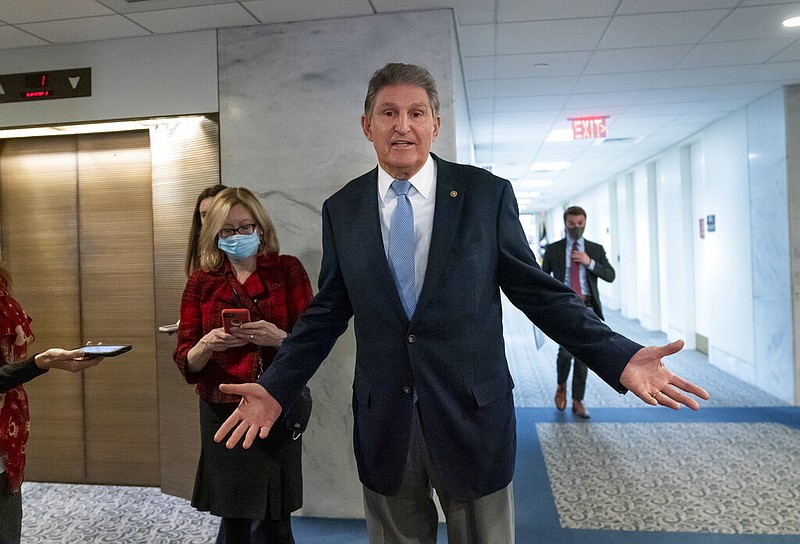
[620,339,710,410]
[214,382,282,448]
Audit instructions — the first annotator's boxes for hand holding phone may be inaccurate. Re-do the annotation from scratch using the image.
[222,309,250,333]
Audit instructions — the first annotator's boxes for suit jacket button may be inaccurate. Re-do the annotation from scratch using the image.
[402,386,412,395]
[407,334,416,343]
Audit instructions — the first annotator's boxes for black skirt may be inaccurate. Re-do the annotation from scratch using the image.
[192,398,303,519]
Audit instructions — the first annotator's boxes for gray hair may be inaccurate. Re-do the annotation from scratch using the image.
[364,63,440,118]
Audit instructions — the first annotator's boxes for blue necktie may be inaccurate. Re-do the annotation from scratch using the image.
[388,180,416,318]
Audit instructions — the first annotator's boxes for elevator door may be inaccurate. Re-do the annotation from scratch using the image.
[0,131,159,485]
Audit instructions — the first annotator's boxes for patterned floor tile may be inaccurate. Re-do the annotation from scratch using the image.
[537,422,800,535]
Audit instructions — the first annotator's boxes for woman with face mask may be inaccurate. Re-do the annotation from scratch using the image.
[173,187,313,544]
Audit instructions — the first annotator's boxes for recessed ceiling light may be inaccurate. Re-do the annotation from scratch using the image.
[520,179,553,188]
[545,129,574,142]
[783,16,800,27]
[529,161,571,172]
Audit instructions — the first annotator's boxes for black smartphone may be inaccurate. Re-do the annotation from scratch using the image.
[79,345,133,357]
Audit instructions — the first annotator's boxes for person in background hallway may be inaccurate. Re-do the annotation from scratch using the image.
[0,260,104,544]
[174,187,313,544]
[541,206,616,419]
[213,63,709,544]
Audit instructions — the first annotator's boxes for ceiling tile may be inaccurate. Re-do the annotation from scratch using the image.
[496,18,610,54]
[564,90,644,109]
[676,38,794,68]
[495,51,592,78]
[497,0,618,23]
[599,10,729,49]
[652,65,755,88]
[492,110,560,126]
[0,0,114,24]
[770,39,800,62]
[462,55,495,80]
[743,59,800,82]
[492,76,579,97]
[494,95,568,112]
[459,23,495,56]
[465,78,494,98]
[635,82,775,105]
[574,71,664,94]
[704,3,800,41]
[18,15,150,43]
[450,0,497,25]
[0,24,49,49]
[242,0,372,23]
[617,0,739,16]
[127,4,258,33]
[585,45,693,74]
[97,0,236,13]
[468,97,494,113]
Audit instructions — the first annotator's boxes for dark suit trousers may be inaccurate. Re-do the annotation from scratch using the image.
[362,404,515,544]
[556,296,600,401]
[556,346,588,401]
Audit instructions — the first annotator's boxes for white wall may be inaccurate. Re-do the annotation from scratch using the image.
[696,110,756,373]
[632,164,656,330]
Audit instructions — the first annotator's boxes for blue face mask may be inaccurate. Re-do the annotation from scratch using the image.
[217,231,260,261]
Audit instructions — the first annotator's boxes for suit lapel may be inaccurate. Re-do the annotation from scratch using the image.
[416,157,464,316]
[353,169,411,322]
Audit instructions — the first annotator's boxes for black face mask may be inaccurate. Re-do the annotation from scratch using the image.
[567,227,584,241]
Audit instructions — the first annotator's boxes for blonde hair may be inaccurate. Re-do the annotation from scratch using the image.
[198,187,280,272]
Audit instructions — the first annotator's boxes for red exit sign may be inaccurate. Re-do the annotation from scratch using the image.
[570,116,608,140]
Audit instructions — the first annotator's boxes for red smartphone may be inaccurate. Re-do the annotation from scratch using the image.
[222,308,250,333]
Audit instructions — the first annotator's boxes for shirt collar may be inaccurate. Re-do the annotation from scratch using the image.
[378,154,435,200]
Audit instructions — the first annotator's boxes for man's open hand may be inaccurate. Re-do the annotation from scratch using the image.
[213,383,282,448]
[620,339,710,410]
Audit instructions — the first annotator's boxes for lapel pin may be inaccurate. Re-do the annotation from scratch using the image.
[450,190,458,197]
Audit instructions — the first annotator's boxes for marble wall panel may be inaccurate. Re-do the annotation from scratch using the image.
[747,88,794,404]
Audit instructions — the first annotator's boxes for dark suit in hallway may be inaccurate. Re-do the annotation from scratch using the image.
[542,206,616,418]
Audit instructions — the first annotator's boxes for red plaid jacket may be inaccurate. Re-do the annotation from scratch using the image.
[174,253,313,404]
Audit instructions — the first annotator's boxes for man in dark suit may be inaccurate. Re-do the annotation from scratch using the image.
[542,206,615,419]
[214,63,708,544]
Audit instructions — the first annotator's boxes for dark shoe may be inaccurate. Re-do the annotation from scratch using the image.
[572,400,590,419]
[554,385,567,411]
